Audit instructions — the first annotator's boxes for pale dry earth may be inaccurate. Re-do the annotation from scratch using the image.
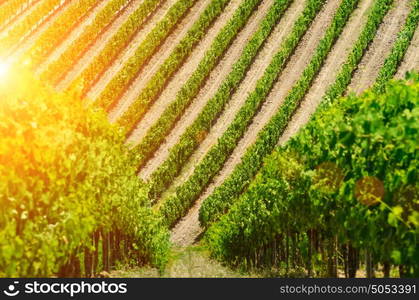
[84,0,187,99]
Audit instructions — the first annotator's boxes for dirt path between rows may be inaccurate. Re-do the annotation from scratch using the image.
[160,0,306,195]
[36,0,112,75]
[111,246,245,278]
[106,0,212,119]
[6,0,72,60]
[278,0,373,145]
[170,0,341,247]
[124,0,256,145]
[348,0,411,94]
[396,26,419,78]
[135,0,274,180]
[56,0,168,91]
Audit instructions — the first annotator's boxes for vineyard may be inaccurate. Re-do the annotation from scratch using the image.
[0,0,418,277]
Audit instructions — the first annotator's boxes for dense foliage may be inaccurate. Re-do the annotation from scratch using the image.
[206,74,419,277]
[1,0,417,279]
[0,68,169,277]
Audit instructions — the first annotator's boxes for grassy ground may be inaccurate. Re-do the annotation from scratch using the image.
[111,244,251,278]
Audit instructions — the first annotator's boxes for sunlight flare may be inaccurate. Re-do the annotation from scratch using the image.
[0,61,10,78]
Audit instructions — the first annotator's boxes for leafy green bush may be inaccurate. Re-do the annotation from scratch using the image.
[0,68,169,277]
[206,74,419,277]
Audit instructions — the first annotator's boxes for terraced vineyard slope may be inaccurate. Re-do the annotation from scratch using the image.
[1,0,418,277]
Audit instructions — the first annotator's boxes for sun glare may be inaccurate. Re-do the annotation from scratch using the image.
[0,61,10,78]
